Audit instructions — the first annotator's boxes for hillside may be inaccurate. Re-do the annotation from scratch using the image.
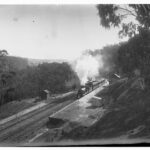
[6,56,70,71]
[59,77,150,142]
[6,56,28,70]
[28,58,68,66]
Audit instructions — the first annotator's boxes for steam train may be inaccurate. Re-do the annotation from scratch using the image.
[76,79,106,99]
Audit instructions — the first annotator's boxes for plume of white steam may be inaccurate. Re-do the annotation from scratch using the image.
[75,53,103,85]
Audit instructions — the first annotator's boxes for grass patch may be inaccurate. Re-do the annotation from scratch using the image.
[0,100,35,120]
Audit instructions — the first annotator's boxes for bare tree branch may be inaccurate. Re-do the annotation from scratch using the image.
[117,6,137,17]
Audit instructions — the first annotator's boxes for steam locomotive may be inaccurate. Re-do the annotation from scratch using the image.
[76,79,106,99]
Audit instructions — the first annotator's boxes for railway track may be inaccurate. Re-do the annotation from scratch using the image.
[0,92,77,143]
[0,84,103,144]
[0,91,75,132]
[3,100,73,143]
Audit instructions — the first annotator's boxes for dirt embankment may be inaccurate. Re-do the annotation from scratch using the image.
[60,77,150,141]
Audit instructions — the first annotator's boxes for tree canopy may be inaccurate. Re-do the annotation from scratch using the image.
[96,4,150,38]
[0,56,80,105]
[117,29,150,76]
[96,4,150,78]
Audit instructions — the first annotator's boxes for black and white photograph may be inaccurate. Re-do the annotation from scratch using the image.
[0,1,150,146]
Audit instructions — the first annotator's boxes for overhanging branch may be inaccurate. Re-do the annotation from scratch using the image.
[117,6,137,17]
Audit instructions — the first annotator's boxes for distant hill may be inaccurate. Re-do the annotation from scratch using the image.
[6,56,28,70]
[5,55,71,71]
[27,58,68,66]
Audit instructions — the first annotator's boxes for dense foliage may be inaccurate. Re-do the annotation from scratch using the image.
[117,29,150,76]
[96,4,150,79]
[85,44,120,78]
[97,4,150,38]
[0,60,80,105]
[85,29,150,79]
[100,44,120,76]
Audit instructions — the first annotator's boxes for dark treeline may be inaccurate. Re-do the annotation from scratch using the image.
[95,4,150,80]
[86,28,150,82]
[0,56,80,106]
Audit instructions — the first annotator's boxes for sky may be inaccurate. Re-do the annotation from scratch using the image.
[0,5,126,61]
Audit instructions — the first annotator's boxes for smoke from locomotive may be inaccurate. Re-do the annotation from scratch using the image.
[75,53,103,85]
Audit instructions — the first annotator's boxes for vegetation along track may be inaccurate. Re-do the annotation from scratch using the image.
[0,92,77,143]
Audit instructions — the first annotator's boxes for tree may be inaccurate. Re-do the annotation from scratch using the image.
[100,44,120,74]
[0,50,15,105]
[96,4,150,38]
[117,29,150,76]
[96,4,150,78]
[37,62,80,93]
[83,45,120,77]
